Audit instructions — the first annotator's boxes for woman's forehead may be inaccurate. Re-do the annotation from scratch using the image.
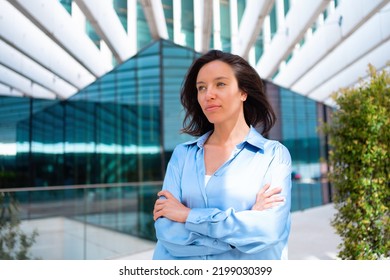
[197,60,235,80]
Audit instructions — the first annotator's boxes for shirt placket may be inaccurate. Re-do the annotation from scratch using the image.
[195,147,209,207]
[211,144,245,178]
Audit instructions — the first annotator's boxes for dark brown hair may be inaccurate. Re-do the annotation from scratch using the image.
[181,50,276,136]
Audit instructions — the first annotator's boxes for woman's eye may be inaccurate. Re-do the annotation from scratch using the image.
[217,82,226,87]
[197,86,206,92]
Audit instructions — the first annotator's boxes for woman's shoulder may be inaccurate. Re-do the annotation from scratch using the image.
[265,140,291,166]
[170,135,202,158]
[249,128,288,151]
[249,130,291,164]
[264,138,288,151]
[178,130,212,149]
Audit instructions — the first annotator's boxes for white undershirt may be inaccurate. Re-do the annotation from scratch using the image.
[205,175,212,186]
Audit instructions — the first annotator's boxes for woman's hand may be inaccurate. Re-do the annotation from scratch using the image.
[251,183,284,211]
[153,190,190,222]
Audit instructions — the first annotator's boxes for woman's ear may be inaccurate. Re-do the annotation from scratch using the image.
[240,91,248,101]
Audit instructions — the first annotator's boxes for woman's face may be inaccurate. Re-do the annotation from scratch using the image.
[196,60,247,125]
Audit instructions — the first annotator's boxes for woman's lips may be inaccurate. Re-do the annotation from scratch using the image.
[204,105,221,111]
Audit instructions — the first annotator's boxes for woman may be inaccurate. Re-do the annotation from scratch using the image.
[153,50,292,260]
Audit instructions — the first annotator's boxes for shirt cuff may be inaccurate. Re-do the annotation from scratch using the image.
[185,207,220,235]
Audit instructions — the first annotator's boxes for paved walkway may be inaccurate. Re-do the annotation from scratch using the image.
[288,203,341,260]
[118,203,342,260]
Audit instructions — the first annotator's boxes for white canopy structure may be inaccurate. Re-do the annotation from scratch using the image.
[0,0,389,105]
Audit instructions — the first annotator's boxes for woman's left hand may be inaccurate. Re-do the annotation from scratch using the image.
[153,190,190,222]
[251,183,284,211]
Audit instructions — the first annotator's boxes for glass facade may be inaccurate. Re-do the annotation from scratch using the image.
[136,2,153,49]
[162,0,174,40]
[0,40,196,244]
[181,0,195,49]
[114,0,128,32]
[220,0,231,52]
[1,40,331,249]
[59,0,72,14]
[265,82,330,211]
[270,3,278,39]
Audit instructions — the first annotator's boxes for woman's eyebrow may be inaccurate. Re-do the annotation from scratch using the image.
[196,76,229,84]
[214,76,229,81]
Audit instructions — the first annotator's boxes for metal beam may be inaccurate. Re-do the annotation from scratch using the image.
[74,0,133,63]
[0,82,23,97]
[230,0,239,54]
[297,3,390,98]
[0,64,57,99]
[0,1,95,94]
[140,0,169,40]
[310,39,390,105]
[202,0,213,52]
[232,0,275,58]
[127,0,138,57]
[256,0,330,79]
[194,0,213,53]
[9,0,111,77]
[0,40,77,99]
[273,0,389,89]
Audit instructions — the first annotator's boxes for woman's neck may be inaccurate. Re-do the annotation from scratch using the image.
[209,120,250,146]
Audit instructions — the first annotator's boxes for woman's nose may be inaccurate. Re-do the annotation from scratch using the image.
[205,87,216,100]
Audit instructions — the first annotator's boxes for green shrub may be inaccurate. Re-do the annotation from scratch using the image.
[323,65,390,259]
[0,192,38,259]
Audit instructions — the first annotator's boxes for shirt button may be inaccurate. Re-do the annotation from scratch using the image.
[213,240,218,246]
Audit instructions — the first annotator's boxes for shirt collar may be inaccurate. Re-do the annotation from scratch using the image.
[183,126,266,151]
[183,130,213,148]
[243,126,267,150]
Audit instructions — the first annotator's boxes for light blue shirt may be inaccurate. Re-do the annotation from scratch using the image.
[153,126,292,260]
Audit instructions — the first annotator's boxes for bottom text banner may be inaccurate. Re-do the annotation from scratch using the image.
[0,259,388,280]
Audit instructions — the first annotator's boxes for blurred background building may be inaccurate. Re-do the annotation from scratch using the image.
[0,0,389,259]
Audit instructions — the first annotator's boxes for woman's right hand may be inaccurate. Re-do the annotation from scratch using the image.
[251,183,284,211]
[153,190,190,222]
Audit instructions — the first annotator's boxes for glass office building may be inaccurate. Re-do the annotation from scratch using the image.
[1,40,196,189]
